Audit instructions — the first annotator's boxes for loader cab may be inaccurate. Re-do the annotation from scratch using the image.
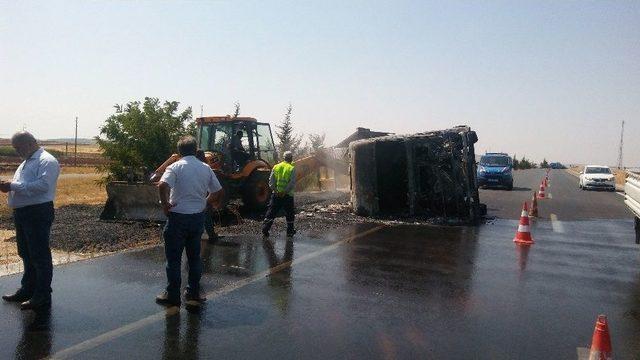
[196,116,278,172]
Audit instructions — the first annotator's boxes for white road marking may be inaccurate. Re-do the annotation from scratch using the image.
[48,225,386,360]
[547,193,552,199]
[550,213,565,233]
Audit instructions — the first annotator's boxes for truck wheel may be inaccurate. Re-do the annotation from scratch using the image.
[242,171,271,210]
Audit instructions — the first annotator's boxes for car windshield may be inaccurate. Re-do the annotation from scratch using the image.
[585,167,611,174]
[480,156,510,167]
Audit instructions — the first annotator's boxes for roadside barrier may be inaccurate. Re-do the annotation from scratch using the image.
[529,192,539,218]
[513,202,534,245]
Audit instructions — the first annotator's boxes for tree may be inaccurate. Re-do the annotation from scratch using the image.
[307,133,326,153]
[232,101,240,118]
[539,158,549,168]
[512,154,519,170]
[275,104,303,158]
[518,156,537,169]
[96,97,193,181]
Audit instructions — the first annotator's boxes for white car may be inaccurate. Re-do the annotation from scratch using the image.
[579,165,616,191]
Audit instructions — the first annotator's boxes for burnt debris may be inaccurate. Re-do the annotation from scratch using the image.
[349,126,482,223]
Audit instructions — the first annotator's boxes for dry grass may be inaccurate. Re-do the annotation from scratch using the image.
[60,166,103,175]
[55,174,107,206]
[1,166,101,177]
[613,169,628,186]
[0,172,106,217]
[43,143,102,155]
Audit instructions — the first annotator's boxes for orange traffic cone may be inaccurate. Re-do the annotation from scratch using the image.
[588,315,613,360]
[545,176,549,188]
[537,182,546,199]
[529,192,539,217]
[513,202,534,245]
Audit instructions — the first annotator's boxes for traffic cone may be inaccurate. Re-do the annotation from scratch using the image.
[537,182,546,199]
[529,192,539,217]
[513,202,534,245]
[545,176,549,188]
[588,315,613,360]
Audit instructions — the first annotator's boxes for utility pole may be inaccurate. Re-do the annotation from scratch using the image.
[74,116,78,167]
[617,120,625,169]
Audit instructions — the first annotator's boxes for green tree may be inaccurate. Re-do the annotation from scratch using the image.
[96,97,193,181]
[539,158,549,168]
[275,104,303,158]
[307,133,326,153]
[512,154,519,170]
[232,101,241,118]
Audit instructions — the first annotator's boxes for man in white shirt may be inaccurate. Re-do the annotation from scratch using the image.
[155,136,223,308]
[0,132,60,311]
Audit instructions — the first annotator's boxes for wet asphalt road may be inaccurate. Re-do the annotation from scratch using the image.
[479,169,633,220]
[1,170,639,359]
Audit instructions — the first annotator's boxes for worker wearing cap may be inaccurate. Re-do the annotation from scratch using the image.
[262,151,296,237]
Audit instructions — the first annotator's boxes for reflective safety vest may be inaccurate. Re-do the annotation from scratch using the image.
[273,161,294,193]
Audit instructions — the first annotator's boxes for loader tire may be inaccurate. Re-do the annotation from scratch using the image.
[242,171,271,210]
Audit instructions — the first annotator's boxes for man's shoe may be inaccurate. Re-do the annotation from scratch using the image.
[185,291,205,306]
[155,291,180,307]
[2,290,31,303]
[20,298,51,311]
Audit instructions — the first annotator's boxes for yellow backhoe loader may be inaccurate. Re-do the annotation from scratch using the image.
[100,115,346,221]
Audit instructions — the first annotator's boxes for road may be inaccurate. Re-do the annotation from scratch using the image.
[1,169,639,359]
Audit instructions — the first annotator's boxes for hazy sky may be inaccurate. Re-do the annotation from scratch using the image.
[1,1,638,166]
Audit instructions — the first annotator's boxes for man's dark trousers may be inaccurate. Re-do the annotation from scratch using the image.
[262,194,295,234]
[163,212,205,301]
[14,201,54,302]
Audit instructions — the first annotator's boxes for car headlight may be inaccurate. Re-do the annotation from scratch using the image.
[478,166,486,174]
[607,176,615,182]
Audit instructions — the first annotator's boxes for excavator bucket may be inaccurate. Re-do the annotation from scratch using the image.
[100,181,166,221]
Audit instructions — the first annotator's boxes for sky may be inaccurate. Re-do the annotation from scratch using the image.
[1,1,638,166]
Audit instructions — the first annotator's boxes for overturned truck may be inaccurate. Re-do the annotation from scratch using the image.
[349,125,481,223]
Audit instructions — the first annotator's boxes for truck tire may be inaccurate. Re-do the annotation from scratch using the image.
[242,171,271,210]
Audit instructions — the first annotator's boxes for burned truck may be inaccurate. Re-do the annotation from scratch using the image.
[349,126,482,223]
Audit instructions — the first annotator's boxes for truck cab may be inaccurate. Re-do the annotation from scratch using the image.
[477,152,514,190]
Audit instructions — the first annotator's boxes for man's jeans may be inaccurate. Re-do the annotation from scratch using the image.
[14,201,54,301]
[163,212,205,301]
